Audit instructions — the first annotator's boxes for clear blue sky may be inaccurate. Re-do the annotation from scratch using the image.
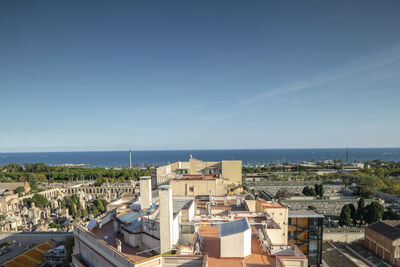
[1,1,400,152]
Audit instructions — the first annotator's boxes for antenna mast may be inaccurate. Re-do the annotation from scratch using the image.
[129,148,133,169]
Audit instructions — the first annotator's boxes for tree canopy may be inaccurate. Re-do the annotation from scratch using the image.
[364,201,384,224]
[339,205,352,226]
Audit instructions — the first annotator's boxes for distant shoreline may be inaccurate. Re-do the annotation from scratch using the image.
[1,147,400,154]
[1,148,399,168]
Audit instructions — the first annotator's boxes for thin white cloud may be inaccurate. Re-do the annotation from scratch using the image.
[244,43,400,103]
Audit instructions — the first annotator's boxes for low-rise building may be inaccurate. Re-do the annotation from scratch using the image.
[362,220,400,266]
[2,240,57,267]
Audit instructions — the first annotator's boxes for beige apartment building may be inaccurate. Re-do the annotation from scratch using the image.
[170,175,227,196]
[153,156,242,187]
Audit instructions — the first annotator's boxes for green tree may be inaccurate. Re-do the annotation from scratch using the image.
[26,174,38,191]
[339,205,351,226]
[354,185,374,198]
[32,194,49,207]
[76,199,82,211]
[314,184,321,196]
[70,202,77,219]
[80,209,88,217]
[49,222,60,229]
[383,207,400,220]
[365,202,384,224]
[71,194,78,204]
[319,184,324,197]
[355,197,366,225]
[96,199,105,213]
[62,236,75,267]
[347,203,357,224]
[15,186,25,194]
[302,186,316,196]
[100,199,108,211]
[89,205,99,216]
[36,173,48,183]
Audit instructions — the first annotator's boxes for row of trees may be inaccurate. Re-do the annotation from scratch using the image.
[339,161,400,196]
[302,184,324,197]
[0,163,152,191]
[339,197,399,226]
[1,162,156,173]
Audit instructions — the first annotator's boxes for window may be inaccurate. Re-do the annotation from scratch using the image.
[189,187,194,192]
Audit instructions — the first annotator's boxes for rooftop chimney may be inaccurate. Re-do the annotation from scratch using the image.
[140,176,152,209]
[159,185,173,254]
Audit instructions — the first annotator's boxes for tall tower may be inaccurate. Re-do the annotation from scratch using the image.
[345,147,349,164]
[129,149,132,169]
[159,185,173,254]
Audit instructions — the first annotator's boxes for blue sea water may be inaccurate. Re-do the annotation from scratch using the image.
[0,148,399,168]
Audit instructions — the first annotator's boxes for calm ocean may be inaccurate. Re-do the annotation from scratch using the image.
[0,148,400,168]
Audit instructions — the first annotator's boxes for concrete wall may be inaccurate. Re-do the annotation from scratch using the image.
[170,179,227,197]
[123,229,142,248]
[323,228,364,242]
[172,213,180,246]
[221,160,242,185]
[140,177,152,209]
[141,234,160,254]
[188,202,195,222]
[160,185,173,254]
[278,257,308,267]
[220,228,251,258]
[263,207,288,245]
[266,228,286,245]
[188,158,219,175]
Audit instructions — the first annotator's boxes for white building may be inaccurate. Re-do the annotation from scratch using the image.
[219,218,251,258]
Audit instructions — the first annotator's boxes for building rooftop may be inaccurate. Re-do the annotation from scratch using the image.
[288,210,325,218]
[258,200,286,209]
[116,211,141,224]
[219,218,250,237]
[367,220,400,240]
[3,240,57,267]
[199,224,275,267]
[90,221,154,262]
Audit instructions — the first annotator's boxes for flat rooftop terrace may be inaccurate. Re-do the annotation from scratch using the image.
[89,221,154,262]
[198,224,275,267]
